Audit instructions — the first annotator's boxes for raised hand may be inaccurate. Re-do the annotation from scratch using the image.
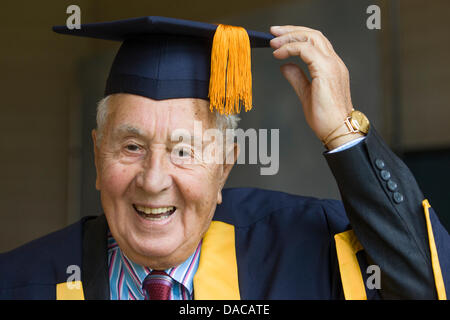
[270,26,363,149]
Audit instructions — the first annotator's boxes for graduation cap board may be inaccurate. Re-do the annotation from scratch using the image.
[53,16,274,115]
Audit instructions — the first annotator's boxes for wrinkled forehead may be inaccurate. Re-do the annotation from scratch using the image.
[105,94,216,139]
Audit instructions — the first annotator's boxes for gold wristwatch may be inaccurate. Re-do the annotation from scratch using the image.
[322,109,370,147]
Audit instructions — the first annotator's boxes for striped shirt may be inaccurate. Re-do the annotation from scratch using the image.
[107,232,201,300]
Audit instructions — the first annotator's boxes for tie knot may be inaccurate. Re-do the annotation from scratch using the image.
[142,270,174,300]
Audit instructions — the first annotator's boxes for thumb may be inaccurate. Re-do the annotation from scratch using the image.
[280,63,310,105]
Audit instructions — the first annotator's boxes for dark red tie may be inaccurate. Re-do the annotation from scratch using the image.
[142,270,174,300]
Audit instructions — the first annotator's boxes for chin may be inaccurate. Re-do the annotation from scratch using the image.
[128,234,186,266]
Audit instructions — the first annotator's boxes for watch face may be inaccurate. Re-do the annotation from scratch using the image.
[351,110,370,134]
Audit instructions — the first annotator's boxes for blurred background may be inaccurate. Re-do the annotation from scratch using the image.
[1,0,449,252]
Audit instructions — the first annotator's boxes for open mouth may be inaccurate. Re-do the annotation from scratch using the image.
[133,204,176,221]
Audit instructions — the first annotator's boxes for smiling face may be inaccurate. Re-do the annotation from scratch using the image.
[93,93,236,269]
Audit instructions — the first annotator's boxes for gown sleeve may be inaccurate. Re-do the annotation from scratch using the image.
[324,127,449,299]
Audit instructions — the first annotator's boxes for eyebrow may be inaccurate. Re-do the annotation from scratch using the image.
[112,124,145,139]
[111,123,215,147]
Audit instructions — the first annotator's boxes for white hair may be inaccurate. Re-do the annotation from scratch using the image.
[95,95,240,145]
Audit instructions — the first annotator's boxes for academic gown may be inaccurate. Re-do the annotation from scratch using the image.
[1,128,449,300]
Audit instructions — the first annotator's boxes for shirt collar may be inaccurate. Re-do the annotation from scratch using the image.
[165,240,202,294]
[108,233,201,296]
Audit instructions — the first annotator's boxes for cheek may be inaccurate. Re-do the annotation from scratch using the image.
[177,165,222,216]
[100,161,138,196]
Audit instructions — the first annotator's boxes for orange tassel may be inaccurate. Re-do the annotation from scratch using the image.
[209,24,253,115]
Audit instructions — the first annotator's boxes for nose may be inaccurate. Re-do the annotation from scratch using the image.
[135,149,173,194]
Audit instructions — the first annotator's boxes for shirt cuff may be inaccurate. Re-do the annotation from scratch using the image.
[326,136,366,154]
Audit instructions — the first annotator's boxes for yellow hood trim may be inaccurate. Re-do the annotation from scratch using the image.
[423,199,447,300]
[334,229,366,300]
[193,221,241,300]
[56,281,85,300]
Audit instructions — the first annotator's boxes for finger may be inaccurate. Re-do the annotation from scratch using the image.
[270,26,334,52]
[270,31,331,54]
[270,25,326,36]
[273,41,325,66]
[270,31,308,49]
[280,63,310,105]
[271,25,315,36]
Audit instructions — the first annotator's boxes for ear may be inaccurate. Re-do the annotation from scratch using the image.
[217,142,239,205]
[92,129,101,191]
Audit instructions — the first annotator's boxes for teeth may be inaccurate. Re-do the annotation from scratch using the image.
[135,205,175,215]
[144,215,170,221]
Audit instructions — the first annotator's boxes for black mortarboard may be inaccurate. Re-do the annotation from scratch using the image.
[53,16,274,114]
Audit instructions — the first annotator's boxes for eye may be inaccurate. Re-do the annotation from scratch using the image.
[125,144,141,152]
[176,146,191,158]
[178,148,189,158]
[172,144,194,163]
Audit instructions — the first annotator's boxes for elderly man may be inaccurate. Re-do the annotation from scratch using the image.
[0,16,449,300]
